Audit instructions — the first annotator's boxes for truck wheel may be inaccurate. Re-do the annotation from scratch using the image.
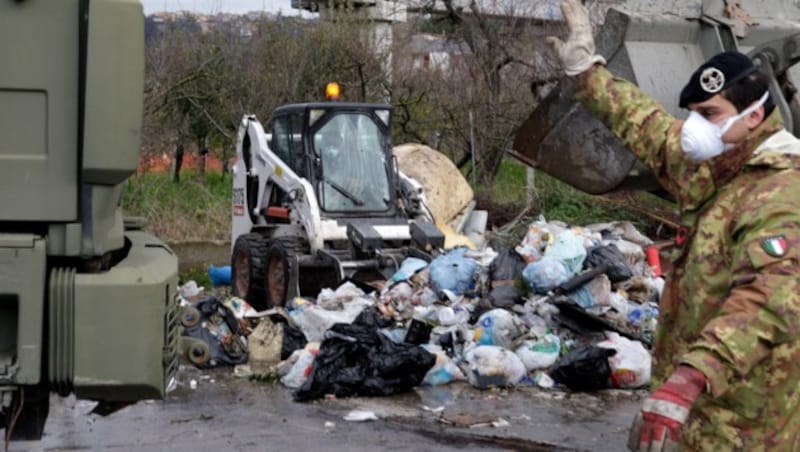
[231,233,269,310]
[5,385,50,440]
[264,239,299,308]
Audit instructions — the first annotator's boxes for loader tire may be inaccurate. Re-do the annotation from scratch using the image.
[264,238,302,308]
[231,233,269,310]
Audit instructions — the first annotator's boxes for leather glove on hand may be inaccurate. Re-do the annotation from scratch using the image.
[546,0,606,76]
[628,365,707,452]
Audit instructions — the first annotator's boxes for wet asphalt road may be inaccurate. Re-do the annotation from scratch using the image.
[8,366,644,452]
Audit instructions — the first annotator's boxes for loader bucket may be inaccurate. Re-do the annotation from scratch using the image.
[513,0,800,195]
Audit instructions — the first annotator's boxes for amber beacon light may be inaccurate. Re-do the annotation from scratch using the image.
[325,82,341,100]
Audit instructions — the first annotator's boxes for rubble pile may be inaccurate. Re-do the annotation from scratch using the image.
[178,218,664,400]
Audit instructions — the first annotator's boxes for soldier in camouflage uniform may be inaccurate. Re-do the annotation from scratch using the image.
[548,1,800,450]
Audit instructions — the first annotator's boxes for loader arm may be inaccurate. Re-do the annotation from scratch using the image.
[747,33,800,135]
[234,116,324,252]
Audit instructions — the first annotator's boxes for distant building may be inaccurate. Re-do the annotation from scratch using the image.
[405,33,470,72]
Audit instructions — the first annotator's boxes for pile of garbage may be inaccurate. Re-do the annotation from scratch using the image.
[178,217,663,401]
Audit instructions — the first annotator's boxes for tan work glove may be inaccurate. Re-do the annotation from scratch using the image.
[546,0,606,76]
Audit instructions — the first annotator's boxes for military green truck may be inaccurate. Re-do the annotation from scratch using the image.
[1,0,179,440]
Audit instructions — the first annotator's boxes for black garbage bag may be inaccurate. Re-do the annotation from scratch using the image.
[294,319,436,402]
[549,346,616,391]
[469,298,494,324]
[182,296,248,368]
[489,248,527,284]
[584,244,633,283]
[354,306,395,329]
[281,324,308,361]
[488,285,522,309]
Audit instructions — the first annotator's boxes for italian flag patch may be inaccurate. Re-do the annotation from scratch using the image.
[762,236,788,257]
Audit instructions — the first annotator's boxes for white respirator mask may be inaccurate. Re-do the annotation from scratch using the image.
[680,90,770,161]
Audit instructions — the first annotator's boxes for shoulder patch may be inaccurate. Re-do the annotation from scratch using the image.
[762,235,788,258]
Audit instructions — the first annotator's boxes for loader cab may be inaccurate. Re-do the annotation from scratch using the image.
[268,102,396,217]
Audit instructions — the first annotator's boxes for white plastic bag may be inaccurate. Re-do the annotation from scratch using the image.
[280,345,318,389]
[317,282,366,309]
[288,297,373,342]
[514,334,561,371]
[544,230,587,275]
[597,332,651,388]
[464,345,526,388]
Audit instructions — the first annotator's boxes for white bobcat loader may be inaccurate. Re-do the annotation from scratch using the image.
[230,98,451,310]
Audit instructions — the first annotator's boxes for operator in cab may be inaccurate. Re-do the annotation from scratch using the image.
[547,0,800,450]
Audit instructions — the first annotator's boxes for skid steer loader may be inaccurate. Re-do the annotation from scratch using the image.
[513,0,800,195]
[230,94,446,310]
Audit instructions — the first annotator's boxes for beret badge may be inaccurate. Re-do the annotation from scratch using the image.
[700,67,725,93]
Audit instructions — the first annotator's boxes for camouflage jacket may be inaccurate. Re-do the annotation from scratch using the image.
[576,65,800,451]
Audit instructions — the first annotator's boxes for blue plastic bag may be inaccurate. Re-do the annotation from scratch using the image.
[429,248,477,295]
[391,257,429,282]
[522,257,571,294]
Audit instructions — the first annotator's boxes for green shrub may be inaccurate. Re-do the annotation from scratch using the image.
[122,171,233,242]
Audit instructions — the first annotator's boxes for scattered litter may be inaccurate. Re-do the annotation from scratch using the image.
[343,410,379,422]
[532,371,555,389]
[190,215,665,402]
[422,405,445,413]
[441,412,495,428]
[324,421,336,431]
[189,379,198,390]
[491,418,511,428]
[179,280,204,300]
[223,296,258,320]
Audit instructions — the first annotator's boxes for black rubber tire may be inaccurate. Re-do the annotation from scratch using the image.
[231,233,269,310]
[179,306,201,328]
[264,238,303,308]
[186,341,211,367]
[5,384,50,441]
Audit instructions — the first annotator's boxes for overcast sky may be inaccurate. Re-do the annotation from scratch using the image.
[141,0,300,15]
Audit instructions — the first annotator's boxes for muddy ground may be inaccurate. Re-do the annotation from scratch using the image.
[9,366,644,452]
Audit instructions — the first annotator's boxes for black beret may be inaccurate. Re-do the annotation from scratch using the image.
[679,51,757,108]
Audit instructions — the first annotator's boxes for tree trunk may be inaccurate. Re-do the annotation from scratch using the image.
[198,138,208,182]
[222,146,229,177]
[173,143,185,183]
